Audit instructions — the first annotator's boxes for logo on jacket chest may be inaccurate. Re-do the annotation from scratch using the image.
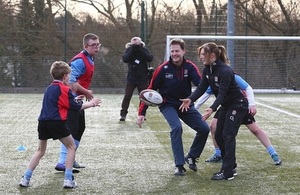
[214,76,219,87]
[184,69,188,77]
[214,76,218,82]
[165,69,188,79]
[165,73,173,79]
[206,75,219,87]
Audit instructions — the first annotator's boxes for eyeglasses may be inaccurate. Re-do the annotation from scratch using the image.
[86,43,101,48]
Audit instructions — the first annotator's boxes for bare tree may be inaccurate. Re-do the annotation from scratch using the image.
[2,0,300,89]
[235,0,300,35]
[69,0,128,30]
[68,0,159,40]
[192,0,206,33]
[234,0,300,89]
[191,0,228,34]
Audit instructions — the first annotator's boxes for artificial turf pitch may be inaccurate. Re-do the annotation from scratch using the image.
[0,93,300,194]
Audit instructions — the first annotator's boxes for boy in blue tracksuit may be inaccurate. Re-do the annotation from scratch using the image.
[137,38,209,176]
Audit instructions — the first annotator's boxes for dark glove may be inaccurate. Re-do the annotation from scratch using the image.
[132,44,140,51]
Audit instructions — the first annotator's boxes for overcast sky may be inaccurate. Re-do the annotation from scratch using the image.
[66,0,197,18]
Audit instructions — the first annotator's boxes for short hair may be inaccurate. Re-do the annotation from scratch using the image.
[50,61,71,80]
[83,33,99,45]
[169,38,186,50]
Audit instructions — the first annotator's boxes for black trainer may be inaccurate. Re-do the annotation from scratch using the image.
[211,172,234,181]
[185,154,197,172]
[213,168,237,176]
[119,116,126,121]
[174,165,186,176]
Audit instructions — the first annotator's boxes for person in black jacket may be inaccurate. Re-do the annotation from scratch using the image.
[180,42,248,180]
[120,37,153,121]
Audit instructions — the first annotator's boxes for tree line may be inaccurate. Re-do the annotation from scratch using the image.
[0,0,299,90]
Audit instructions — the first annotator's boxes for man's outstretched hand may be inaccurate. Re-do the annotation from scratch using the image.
[179,98,191,112]
[137,115,145,128]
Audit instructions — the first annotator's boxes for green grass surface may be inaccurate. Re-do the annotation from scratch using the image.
[0,93,300,194]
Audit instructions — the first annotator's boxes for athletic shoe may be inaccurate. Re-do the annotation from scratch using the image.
[211,172,234,181]
[55,163,65,171]
[55,161,85,171]
[19,177,30,187]
[232,168,237,176]
[174,165,186,176]
[184,154,198,172]
[63,179,77,189]
[205,154,222,162]
[73,161,85,169]
[271,154,282,165]
[213,168,237,176]
[119,116,126,121]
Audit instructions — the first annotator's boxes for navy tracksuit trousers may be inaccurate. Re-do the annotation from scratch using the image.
[160,105,210,166]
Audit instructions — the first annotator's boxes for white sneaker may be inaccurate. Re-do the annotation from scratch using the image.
[19,177,30,187]
[63,179,77,189]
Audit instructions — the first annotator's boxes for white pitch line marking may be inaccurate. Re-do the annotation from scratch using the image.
[256,101,300,118]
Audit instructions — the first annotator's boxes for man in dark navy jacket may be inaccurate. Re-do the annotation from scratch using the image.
[137,38,209,176]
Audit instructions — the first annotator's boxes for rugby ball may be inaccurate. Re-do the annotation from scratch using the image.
[139,89,163,106]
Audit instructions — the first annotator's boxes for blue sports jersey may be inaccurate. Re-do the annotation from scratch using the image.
[38,80,82,121]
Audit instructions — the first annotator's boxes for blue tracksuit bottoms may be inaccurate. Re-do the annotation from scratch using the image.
[160,105,210,166]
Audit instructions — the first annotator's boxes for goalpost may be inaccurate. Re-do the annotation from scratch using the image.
[165,35,300,93]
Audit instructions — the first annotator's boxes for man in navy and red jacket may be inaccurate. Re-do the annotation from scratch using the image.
[137,38,209,176]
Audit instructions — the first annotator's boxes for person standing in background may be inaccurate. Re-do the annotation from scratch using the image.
[120,37,153,121]
[55,33,100,171]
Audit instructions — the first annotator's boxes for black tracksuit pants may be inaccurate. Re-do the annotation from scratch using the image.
[215,102,248,178]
